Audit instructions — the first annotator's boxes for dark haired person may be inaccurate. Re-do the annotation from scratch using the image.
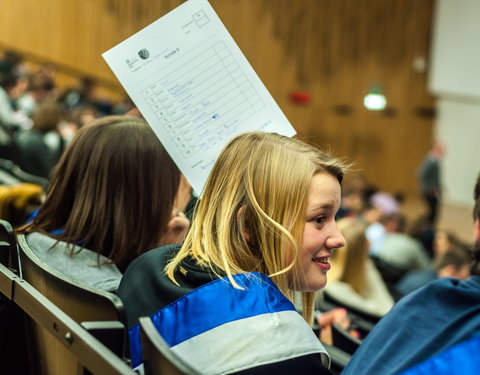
[395,241,472,298]
[418,141,445,226]
[18,115,189,291]
[15,100,66,178]
[343,173,480,375]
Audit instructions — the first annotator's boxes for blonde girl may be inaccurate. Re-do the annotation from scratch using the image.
[119,131,347,374]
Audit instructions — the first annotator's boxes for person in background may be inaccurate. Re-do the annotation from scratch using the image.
[363,203,386,256]
[60,77,113,116]
[118,131,347,374]
[362,193,400,257]
[395,238,471,298]
[418,141,445,226]
[17,115,189,291]
[342,172,480,375]
[407,215,436,258]
[320,217,394,318]
[16,75,50,118]
[433,229,463,256]
[0,73,20,130]
[375,213,430,274]
[15,100,66,178]
[336,186,364,219]
[57,105,98,143]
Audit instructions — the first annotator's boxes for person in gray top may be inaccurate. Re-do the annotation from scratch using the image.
[15,100,65,178]
[18,115,189,290]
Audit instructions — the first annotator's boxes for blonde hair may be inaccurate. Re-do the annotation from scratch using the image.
[165,131,345,324]
[328,218,369,294]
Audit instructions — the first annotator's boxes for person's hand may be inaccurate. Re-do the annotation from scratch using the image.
[317,308,351,345]
[329,308,350,330]
[160,210,190,245]
[317,308,350,329]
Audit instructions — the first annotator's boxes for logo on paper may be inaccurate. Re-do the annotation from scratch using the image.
[138,49,150,60]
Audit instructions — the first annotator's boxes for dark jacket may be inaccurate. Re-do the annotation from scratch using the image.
[118,245,333,375]
[343,276,480,375]
[15,129,64,178]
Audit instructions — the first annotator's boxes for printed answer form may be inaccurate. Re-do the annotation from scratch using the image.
[103,0,295,194]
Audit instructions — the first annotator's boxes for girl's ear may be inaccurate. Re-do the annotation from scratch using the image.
[237,206,251,242]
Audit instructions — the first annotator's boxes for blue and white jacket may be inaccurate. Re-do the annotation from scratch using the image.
[119,246,331,375]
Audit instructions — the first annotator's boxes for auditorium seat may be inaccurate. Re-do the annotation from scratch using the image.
[331,323,362,355]
[0,219,31,374]
[0,220,134,374]
[322,344,352,375]
[15,233,129,374]
[139,316,200,375]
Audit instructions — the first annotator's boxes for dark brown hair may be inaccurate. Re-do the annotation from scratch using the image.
[19,115,180,272]
[434,242,472,272]
[32,100,64,133]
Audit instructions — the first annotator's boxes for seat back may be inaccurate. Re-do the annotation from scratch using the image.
[16,233,128,375]
[322,343,352,375]
[139,316,200,375]
[0,261,135,375]
[331,323,362,355]
[370,255,406,285]
[0,219,31,374]
[322,290,381,325]
[0,219,17,269]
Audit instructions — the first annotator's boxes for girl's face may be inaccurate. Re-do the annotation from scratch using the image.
[291,173,345,292]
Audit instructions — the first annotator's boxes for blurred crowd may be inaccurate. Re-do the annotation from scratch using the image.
[0,50,135,225]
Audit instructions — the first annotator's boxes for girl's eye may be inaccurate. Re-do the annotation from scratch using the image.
[314,216,325,225]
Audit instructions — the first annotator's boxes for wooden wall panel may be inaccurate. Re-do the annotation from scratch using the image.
[0,0,435,196]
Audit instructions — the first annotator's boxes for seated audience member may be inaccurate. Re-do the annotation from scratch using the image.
[15,74,50,117]
[0,72,21,129]
[336,186,364,219]
[315,307,359,345]
[362,193,399,256]
[433,229,463,256]
[363,204,386,255]
[375,213,430,273]
[15,101,66,178]
[60,77,113,115]
[118,132,348,374]
[59,105,98,142]
[369,192,400,217]
[407,215,436,258]
[342,173,480,375]
[17,115,189,292]
[395,241,471,298]
[320,217,394,318]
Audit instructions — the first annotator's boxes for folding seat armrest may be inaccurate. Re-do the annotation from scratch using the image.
[81,321,127,360]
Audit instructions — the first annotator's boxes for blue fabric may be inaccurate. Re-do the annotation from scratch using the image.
[26,209,38,223]
[129,272,294,368]
[399,334,480,375]
[26,209,64,235]
[395,268,437,297]
[342,276,480,375]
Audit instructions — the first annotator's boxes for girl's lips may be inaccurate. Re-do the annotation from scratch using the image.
[312,255,331,270]
[313,261,331,271]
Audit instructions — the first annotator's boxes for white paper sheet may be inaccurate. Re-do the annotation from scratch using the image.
[103,0,295,195]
